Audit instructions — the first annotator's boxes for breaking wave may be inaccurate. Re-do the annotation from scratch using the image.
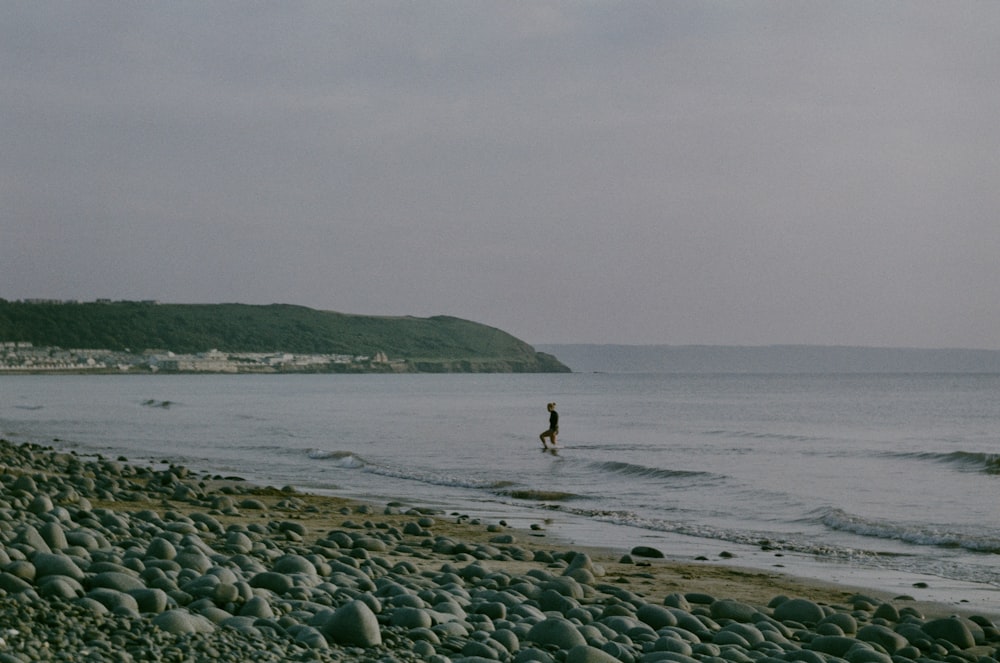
[875,450,1000,475]
[819,507,1000,553]
[306,449,365,469]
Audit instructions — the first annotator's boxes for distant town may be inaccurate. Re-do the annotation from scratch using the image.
[0,342,402,374]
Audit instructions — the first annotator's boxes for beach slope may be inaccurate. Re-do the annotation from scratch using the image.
[1,438,997,662]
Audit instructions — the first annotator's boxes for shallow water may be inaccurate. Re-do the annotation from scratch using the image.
[3,372,1000,609]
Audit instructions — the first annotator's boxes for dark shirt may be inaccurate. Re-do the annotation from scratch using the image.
[549,410,559,430]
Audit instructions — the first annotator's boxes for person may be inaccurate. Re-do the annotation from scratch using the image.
[539,402,559,449]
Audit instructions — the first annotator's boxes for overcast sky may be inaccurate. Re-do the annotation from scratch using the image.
[3,2,999,348]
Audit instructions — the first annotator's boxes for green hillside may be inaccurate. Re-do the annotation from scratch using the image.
[0,301,569,373]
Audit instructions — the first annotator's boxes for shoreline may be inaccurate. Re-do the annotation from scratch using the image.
[2,438,998,662]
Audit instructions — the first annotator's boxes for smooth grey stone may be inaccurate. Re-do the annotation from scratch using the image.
[152,609,216,635]
[16,525,52,554]
[773,598,826,625]
[664,593,692,610]
[718,622,765,647]
[38,576,84,599]
[198,606,234,625]
[13,474,38,493]
[720,647,756,663]
[653,636,693,656]
[872,603,899,621]
[513,648,555,663]
[88,571,146,593]
[129,588,170,613]
[352,536,388,552]
[323,599,382,647]
[434,621,472,638]
[212,582,240,604]
[526,617,587,650]
[293,625,329,649]
[4,561,34,584]
[65,530,102,551]
[0,571,31,594]
[640,651,700,663]
[239,596,275,619]
[819,612,857,636]
[220,616,261,634]
[76,596,109,617]
[493,628,520,654]
[475,601,507,620]
[250,571,294,594]
[38,521,68,549]
[85,588,140,613]
[225,531,253,553]
[390,606,433,629]
[28,494,54,515]
[32,552,85,581]
[808,635,862,657]
[713,630,751,648]
[631,545,664,558]
[844,646,891,663]
[175,549,212,574]
[273,554,317,575]
[462,640,502,659]
[539,588,579,614]
[857,624,908,653]
[146,537,177,560]
[711,599,759,623]
[921,617,975,649]
[637,603,678,629]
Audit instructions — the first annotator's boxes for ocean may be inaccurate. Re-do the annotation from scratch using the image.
[3,372,999,612]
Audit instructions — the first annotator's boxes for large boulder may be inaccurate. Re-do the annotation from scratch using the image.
[526,617,587,650]
[322,599,382,647]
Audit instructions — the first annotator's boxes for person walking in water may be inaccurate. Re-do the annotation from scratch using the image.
[540,402,559,449]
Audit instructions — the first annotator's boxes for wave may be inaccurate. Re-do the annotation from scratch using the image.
[876,450,1000,475]
[701,429,827,444]
[586,460,713,483]
[306,449,366,469]
[363,464,513,491]
[819,507,1000,553]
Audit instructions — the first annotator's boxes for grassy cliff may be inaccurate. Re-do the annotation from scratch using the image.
[0,301,569,373]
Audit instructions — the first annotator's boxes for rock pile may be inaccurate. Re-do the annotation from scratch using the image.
[1,439,998,662]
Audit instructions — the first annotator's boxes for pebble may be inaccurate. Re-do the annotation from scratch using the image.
[1,438,999,663]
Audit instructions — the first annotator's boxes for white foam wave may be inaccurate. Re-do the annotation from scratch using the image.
[820,508,1000,553]
[307,449,365,469]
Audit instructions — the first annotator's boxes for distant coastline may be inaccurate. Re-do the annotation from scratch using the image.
[0,300,570,374]
[537,343,1000,374]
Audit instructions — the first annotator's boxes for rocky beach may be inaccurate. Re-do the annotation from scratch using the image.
[1,438,998,663]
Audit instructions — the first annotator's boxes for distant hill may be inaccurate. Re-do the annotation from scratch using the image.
[536,344,1000,374]
[0,301,569,373]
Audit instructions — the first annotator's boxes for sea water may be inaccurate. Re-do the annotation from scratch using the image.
[3,372,1000,610]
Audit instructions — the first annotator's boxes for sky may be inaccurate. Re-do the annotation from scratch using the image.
[3,2,999,348]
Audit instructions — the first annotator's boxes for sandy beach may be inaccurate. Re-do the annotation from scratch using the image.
[1,438,997,662]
